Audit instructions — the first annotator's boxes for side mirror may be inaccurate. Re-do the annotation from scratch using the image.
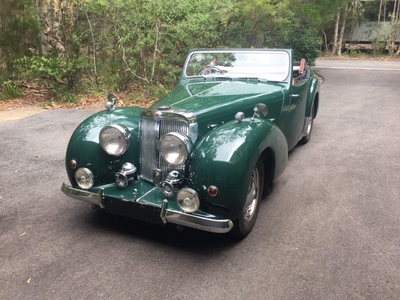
[105,93,117,111]
[255,103,268,117]
[251,103,268,121]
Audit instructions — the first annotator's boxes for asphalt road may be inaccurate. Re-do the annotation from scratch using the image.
[1,61,399,300]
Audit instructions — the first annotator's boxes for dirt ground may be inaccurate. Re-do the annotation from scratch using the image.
[0,92,153,122]
[0,105,46,122]
[0,99,103,122]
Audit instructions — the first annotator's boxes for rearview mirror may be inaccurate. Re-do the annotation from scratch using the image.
[251,103,269,121]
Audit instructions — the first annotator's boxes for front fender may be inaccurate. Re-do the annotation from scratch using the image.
[189,118,288,220]
[65,107,143,187]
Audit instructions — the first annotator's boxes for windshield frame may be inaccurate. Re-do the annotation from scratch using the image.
[183,49,291,83]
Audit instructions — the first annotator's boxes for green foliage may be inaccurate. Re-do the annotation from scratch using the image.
[17,56,68,82]
[0,0,340,101]
[292,0,349,30]
[15,55,88,101]
[99,0,238,87]
[284,28,322,66]
[233,0,322,64]
[235,0,295,47]
[0,0,42,74]
[0,81,22,100]
[369,23,391,55]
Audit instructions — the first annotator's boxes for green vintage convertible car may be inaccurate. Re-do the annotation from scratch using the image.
[61,49,320,237]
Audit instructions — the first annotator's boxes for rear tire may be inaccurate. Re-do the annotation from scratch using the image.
[232,158,264,238]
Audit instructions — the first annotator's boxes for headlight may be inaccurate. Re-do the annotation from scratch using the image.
[75,168,94,190]
[99,124,131,156]
[177,188,200,213]
[159,132,192,165]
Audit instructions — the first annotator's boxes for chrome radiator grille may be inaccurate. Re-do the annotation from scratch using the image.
[140,116,189,182]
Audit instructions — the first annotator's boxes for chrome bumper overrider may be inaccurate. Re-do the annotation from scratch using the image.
[61,183,233,233]
[61,182,105,208]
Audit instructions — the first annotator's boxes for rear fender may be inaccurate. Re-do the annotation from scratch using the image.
[306,75,320,118]
[189,118,288,220]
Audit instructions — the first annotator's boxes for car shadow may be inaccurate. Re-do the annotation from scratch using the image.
[82,208,240,253]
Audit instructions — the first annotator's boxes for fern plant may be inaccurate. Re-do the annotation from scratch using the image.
[0,81,22,100]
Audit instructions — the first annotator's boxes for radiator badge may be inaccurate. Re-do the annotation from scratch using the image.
[154,111,163,121]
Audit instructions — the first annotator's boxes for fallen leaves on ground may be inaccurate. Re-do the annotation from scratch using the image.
[0,90,156,112]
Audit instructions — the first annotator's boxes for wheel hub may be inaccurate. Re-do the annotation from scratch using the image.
[244,168,260,223]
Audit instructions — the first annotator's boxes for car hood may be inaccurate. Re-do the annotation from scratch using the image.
[145,80,286,133]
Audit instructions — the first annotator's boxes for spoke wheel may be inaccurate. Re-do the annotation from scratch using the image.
[232,158,264,238]
[299,104,315,145]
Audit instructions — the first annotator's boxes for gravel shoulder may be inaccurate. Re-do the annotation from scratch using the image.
[0,105,46,122]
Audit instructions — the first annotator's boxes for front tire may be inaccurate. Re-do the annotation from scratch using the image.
[232,158,264,238]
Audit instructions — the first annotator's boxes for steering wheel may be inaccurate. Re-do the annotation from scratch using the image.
[198,66,224,75]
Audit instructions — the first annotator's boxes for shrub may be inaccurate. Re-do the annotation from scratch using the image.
[0,81,22,100]
[284,28,322,66]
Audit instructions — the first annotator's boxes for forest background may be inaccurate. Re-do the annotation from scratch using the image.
[0,0,399,106]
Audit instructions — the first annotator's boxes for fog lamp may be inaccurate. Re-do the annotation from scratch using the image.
[75,168,94,190]
[177,188,200,213]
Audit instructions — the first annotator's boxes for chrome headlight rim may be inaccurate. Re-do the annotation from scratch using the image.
[159,132,192,166]
[99,124,131,156]
[177,188,200,213]
[74,167,94,190]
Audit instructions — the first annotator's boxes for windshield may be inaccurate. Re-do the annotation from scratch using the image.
[184,50,290,82]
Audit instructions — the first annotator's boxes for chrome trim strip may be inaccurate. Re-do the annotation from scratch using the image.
[302,116,312,137]
[141,109,197,124]
[136,186,158,202]
[61,183,104,208]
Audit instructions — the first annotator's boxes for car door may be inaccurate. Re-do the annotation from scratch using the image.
[283,71,309,150]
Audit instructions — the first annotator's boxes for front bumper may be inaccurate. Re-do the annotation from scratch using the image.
[61,183,233,233]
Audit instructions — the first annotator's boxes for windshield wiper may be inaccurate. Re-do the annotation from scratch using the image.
[201,76,284,84]
[234,77,268,83]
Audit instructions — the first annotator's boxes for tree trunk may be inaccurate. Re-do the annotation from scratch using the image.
[332,7,341,55]
[389,0,400,55]
[337,5,350,56]
[36,0,65,55]
[36,0,49,55]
